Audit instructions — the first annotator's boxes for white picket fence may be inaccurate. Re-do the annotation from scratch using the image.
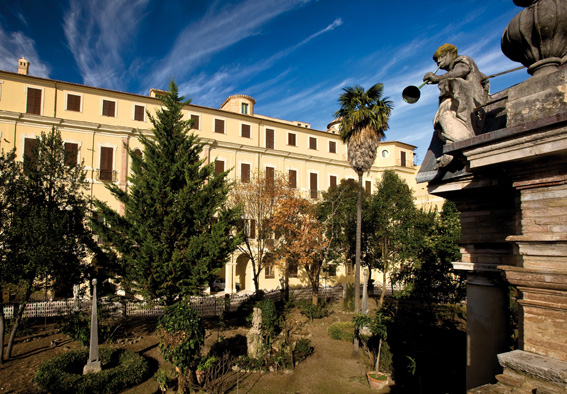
[2,285,344,320]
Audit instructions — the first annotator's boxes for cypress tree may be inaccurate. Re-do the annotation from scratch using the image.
[93,81,242,305]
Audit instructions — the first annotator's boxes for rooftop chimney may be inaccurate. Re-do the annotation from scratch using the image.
[18,57,29,75]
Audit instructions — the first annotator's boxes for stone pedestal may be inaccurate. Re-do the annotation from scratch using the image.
[419,65,567,391]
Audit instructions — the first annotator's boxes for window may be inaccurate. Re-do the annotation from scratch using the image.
[249,219,256,239]
[329,175,337,189]
[329,140,336,154]
[64,142,79,166]
[265,264,275,279]
[265,128,274,149]
[134,105,145,121]
[26,87,42,115]
[288,262,298,278]
[99,147,114,181]
[24,137,38,167]
[309,137,317,150]
[133,148,143,159]
[265,166,275,185]
[365,180,372,196]
[381,149,389,158]
[215,160,225,175]
[102,100,116,117]
[241,124,251,138]
[288,133,296,146]
[310,173,318,199]
[242,103,249,114]
[191,115,200,130]
[328,265,337,277]
[214,119,225,134]
[66,94,81,112]
[346,263,353,275]
[401,151,407,167]
[241,163,251,183]
[288,169,297,189]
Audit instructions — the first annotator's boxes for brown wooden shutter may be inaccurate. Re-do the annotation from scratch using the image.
[26,88,42,115]
[100,147,113,181]
[67,94,81,112]
[241,124,251,138]
[288,133,296,146]
[288,169,297,189]
[329,175,337,189]
[215,160,225,175]
[102,100,115,117]
[310,173,318,199]
[214,119,224,133]
[401,151,407,167]
[134,105,145,121]
[365,180,372,196]
[191,115,200,130]
[309,137,317,150]
[24,138,39,166]
[64,143,79,166]
[266,167,274,184]
[250,219,256,239]
[241,163,250,183]
[329,141,336,153]
[266,128,274,149]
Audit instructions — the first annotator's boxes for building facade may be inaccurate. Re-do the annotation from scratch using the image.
[0,58,442,294]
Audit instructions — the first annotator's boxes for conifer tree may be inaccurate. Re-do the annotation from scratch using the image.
[92,82,242,306]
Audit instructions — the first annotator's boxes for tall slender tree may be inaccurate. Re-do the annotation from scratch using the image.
[334,83,393,318]
[92,82,242,306]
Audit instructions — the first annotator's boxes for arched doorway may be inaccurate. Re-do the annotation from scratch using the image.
[235,254,249,292]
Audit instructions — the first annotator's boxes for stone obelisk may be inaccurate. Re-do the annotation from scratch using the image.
[83,278,101,374]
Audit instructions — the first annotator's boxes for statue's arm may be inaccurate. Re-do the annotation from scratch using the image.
[424,62,471,84]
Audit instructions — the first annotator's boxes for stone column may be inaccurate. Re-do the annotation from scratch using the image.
[225,261,236,294]
[464,271,510,391]
[83,279,101,374]
[362,269,369,315]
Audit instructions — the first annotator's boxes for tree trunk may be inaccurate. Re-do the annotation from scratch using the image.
[353,172,363,355]
[312,279,319,306]
[379,241,388,308]
[6,300,27,359]
[0,299,4,364]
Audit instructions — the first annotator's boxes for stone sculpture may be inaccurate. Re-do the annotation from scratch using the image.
[423,44,489,167]
[247,307,263,358]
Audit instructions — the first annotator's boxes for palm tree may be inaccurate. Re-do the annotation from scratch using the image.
[334,82,393,316]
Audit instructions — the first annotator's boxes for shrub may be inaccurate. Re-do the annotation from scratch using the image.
[297,299,330,321]
[59,307,116,346]
[34,347,149,394]
[327,321,355,342]
[293,338,314,361]
[343,283,355,311]
[251,298,281,342]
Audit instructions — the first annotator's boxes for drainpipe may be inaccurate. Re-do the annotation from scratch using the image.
[53,81,57,118]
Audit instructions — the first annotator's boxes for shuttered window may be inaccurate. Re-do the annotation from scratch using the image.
[288,169,297,189]
[66,94,81,112]
[309,137,317,150]
[134,105,145,121]
[401,151,407,167]
[26,88,42,115]
[310,173,318,199]
[102,100,115,117]
[215,160,225,175]
[365,180,372,196]
[265,128,274,149]
[329,175,337,189]
[24,137,39,168]
[249,219,256,239]
[99,147,114,181]
[329,140,336,153]
[265,264,274,279]
[64,143,79,166]
[288,133,296,146]
[241,163,250,183]
[241,124,251,138]
[214,119,225,134]
[191,115,200,130]
[266,166,275,185]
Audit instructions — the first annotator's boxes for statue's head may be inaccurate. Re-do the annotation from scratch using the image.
[433,44,458,62]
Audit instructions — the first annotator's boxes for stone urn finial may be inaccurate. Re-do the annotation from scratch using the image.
[501,0,567,76]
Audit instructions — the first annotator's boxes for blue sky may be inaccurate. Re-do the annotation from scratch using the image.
[0,0,529,163]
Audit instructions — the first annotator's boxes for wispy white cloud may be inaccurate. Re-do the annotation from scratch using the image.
[144,0,311,91]
[0,27,50,77]
[63,0,149,89]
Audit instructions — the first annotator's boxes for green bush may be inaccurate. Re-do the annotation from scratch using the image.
[297,299,330,321]
[327,321,355,342]
[59,308,115,346]
[293,338,314,361]
[343,283,355,311]
[34,347,149,394]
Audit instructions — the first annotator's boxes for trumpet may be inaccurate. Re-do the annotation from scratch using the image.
[402,66,440,104]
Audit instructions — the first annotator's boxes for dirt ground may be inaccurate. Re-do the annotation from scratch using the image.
[0,302,385,394]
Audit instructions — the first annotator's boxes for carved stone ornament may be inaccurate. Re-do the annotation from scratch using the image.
[502,0,567,76]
